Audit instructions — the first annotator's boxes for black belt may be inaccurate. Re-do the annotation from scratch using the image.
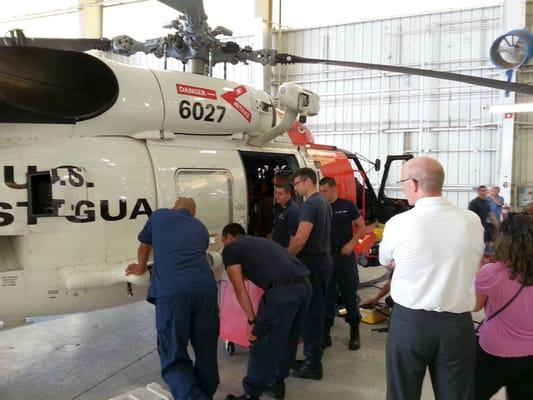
[269,276,310,289]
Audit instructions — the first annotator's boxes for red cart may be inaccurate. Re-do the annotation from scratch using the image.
[219,279,264,355]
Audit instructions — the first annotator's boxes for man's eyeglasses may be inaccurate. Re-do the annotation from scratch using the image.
[397,177,415,185]
[293,179,306,186]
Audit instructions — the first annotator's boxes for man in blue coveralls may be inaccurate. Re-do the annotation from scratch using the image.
[272,183,300,248]
[288,167,333,380]
[125,197,219,400]
[222,223,311,400]
[319,177,366,350]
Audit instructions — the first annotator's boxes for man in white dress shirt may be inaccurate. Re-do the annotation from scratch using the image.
[379,157,484,400]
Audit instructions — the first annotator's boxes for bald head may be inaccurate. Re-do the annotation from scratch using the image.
[403,157,445,196]
[174,197,197,216]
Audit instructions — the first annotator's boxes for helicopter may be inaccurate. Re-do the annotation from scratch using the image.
[1,0,532,322]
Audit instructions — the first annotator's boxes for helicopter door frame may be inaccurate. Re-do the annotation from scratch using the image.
[375,154,413,224]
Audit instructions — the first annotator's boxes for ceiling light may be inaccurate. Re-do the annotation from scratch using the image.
[489,103,533,113]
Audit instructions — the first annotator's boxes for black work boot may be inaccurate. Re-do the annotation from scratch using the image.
[290,361,323,380]
[349,323,361,351]
[265,380,285,399]
[225,394,259,400]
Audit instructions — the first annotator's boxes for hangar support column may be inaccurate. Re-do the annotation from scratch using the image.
[511,0,533,208]
[498,0,526,206]
[79,0,103,38]
[254,0,273,92]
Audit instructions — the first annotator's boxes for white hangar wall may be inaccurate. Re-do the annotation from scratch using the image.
[273,5,508,207]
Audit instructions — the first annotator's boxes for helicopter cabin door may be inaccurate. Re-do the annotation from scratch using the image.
[145,141,247,244]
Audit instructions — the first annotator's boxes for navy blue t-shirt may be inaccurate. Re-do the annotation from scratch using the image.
[222,236,309,290]
[330,197,361,249]
[272,199,300,248]
[138,208,217,302]
[299,192,332,255]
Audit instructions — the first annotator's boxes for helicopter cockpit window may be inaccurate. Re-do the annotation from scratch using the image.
[28,172,55,217]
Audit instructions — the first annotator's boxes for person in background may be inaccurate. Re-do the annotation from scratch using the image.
[319,177,366,350]
[488,186,504,222]
[272,183,300,248]
[473,213,533,400]
[360,274,394,309]
[222,223,311,400]
[380,157,484,400]
[125,197,219,400]
[469,185,499,246]
[288,167,333,380]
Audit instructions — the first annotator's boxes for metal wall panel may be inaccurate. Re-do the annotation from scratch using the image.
[276,6,506,207]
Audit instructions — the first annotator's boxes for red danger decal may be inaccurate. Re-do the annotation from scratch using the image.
[176,84,217,100]
[221,85,252,123]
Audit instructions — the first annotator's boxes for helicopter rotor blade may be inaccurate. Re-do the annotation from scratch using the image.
[279,54,533,96]
[158,0,207,23]
[0,35,112,53]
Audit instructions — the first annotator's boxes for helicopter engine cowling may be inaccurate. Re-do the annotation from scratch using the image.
[0,47,281,140]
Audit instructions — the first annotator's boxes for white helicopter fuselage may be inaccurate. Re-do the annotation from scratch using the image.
[0,54,317,320]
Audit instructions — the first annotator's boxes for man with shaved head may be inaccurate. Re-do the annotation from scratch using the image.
[379,157,484,400]
[126,197,219,400]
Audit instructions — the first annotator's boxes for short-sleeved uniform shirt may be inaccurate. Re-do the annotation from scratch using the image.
[222,236,309,290]
[330,197,361,250]
[272,199,300,248]
[138,208,217,303]
[476,261,533,357]
[469,197,490,225]
[487,195,504,221]
[299,192,332,255]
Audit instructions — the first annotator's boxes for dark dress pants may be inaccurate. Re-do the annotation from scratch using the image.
[386,304,476,400]
[324,251,361,333]
[243,282,312,397]
[299,254,333,368]
[475,344,533,400]
[155,293,220,400]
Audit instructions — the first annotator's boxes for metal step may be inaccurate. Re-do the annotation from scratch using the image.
[109,383,172,400]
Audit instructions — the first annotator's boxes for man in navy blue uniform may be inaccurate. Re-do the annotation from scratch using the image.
[125,197,219,400]
[319,177,366,350]
[272,183,300,248]
[288,167,333,380]
[221,223,311,400]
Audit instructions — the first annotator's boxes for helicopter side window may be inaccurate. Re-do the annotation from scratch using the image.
[27,172,55,217]
[175,169,233,233]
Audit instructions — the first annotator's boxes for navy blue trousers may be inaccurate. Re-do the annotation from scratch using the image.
[155,293,219,400]
[325,251,361,332]
[299,254,333,368]
[243,282,312,397]
[386,304,476,400]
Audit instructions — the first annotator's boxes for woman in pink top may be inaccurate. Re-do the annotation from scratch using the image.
[474,213,533,400]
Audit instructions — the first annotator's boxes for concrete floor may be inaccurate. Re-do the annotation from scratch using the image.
[0,268,503,400]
